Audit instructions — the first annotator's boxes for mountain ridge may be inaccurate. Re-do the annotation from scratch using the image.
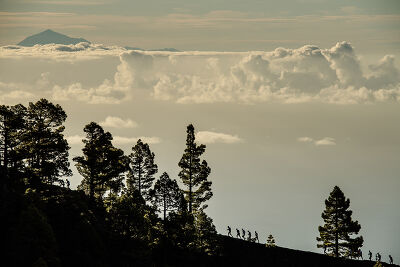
[17,30,181,51]
[18,29,90,47]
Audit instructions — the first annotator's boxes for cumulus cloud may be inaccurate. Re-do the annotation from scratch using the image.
[66,134,84,145]
[2,41,400,104]
[297,136,337,146]
[196,131,242,144]
[99,116,138,128]
[149,42,400,104]
[0,86,36,104]
[51,52,134,104]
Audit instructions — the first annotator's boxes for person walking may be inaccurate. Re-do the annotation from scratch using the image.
[227,226,233,237]
[236,228,241,238]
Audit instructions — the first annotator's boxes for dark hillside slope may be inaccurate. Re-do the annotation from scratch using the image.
[217,236,397,267]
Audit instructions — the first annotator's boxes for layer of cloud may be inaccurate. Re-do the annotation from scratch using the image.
[297,136,337,146]
[99,116,138,128]
[196,131,242,144]
[0,42,125,60]
[1,42,400,105]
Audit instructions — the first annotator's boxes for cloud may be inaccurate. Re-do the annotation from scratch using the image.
[0,86,36,104]
[149,42,400,104]
[51,53,134,104]
[99,116,138,128]
[297,137,313,143]
[196,131,242,144]
[2,42,400,105]
[297,136,337,146]
[314,137,336,146]
[66,134,84,145]
[113,136,161,145]
[0,42,125,60]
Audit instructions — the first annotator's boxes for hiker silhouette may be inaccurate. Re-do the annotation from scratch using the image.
[323,243,327,254]
[236,228,241,238]
[227,226,233,237]
[255,231,259,243]
[247,230,251,241]
[376,252,381,262]
[389,255,393,264]
[358,249,363,260]
[369,250,372,261]
[242,229,246,239]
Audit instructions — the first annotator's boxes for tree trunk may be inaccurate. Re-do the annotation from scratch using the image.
[189,155,192,213]
[335,196,339,257]
[138,165,141,196]
[163,195,166,220]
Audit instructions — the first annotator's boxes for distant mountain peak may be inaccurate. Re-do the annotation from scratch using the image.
[18,29,90,47]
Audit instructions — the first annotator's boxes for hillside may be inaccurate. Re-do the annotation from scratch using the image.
[2,184,397,267]
[216,236,397,267]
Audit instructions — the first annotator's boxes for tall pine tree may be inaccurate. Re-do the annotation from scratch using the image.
[74,122,127,201]
[178,124,212,214]
[317,186,363,258]
[150,172,181,220]
[127,139,158,201]
[20,99,71,187]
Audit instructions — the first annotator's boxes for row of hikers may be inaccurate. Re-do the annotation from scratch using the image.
[366,251,393,265]
[227,226,394,265]
[227,226,259,242]
[323,244,394,264]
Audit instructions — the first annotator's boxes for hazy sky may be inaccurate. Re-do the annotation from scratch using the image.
[1,0,400,262]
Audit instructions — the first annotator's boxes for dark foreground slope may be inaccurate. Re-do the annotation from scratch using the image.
[1,185,398,267]
[217,236,397,267]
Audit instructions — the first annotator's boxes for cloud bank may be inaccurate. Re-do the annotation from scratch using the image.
[1,41,400,105]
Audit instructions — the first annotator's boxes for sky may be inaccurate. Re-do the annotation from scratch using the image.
[1,0,400,262]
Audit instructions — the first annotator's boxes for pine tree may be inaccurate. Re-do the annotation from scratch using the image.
[20,99,71,187]
[266,234,276,247]
[194,210,218,255]
[178,124,212,214]
[0,104,26,186]
[127,139,158,201]
[150,172,181,220]
[317,186,363,258]
[74,122,127,201]
[109,190,155,243]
